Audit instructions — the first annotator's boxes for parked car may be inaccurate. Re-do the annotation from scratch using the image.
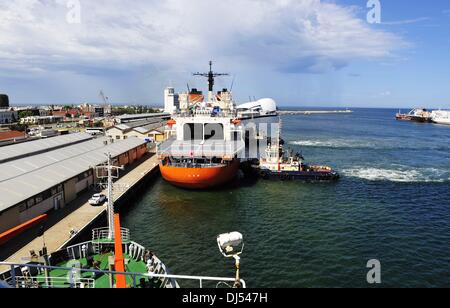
[88,193,107,206]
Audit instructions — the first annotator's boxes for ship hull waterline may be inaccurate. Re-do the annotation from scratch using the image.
[159,160,241,189]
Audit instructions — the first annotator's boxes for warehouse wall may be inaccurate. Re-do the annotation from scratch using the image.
[64,178,78,204]
[0,208,20,234]
[0,143,147,235]
[75,175,93,195]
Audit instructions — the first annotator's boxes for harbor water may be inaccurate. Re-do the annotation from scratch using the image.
[122,108,450,287]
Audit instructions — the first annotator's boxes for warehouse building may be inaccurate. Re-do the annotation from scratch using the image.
[0,134,148,234]
[0,133,93,163]
[107,118,168,142]
[115,112,170,124]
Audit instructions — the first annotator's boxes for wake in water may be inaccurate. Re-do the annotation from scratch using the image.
[290,140,361,148]
[342,167,450,183]
[290,139,450,151]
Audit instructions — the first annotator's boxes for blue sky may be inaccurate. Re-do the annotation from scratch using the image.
[0,0,449,108]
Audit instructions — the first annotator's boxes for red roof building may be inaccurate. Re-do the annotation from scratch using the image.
[0,130,26,142]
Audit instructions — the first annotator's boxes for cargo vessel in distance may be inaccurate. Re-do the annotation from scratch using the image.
[158,62,277,189]
[396,108,433,123]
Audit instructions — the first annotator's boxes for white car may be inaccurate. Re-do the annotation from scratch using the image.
[88,194,107,206]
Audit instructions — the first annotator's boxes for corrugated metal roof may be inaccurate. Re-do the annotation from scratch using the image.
[109,119,166,135]
[0,137,146,212]
[0,133,93,163]
[117,113,169,121]
[142,121,166,131]
[0,138,111,182]
[133,127,149,134]
[114,124,131,131]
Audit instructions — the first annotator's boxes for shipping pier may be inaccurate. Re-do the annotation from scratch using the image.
[0,154,159,273]
[0,132,164,273]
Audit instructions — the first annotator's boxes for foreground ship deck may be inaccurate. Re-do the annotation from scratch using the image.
[0,153,247,288]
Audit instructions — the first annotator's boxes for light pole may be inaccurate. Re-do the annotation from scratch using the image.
[217,232,244,288]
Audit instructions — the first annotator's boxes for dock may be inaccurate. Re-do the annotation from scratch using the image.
[0,154,159,272]
[278,110,353,116]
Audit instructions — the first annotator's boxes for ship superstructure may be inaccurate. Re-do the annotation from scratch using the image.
[158,62,277,189]
[431,110,450,125]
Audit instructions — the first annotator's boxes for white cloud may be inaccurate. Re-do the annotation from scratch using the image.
[0,0,406,77]
[381,17,430,26]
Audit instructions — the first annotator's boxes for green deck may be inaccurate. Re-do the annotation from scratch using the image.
[35,253,157,288]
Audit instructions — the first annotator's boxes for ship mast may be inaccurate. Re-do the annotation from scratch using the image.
[193,61,229,103]
[95,153,123,239]
[277,117,282,172]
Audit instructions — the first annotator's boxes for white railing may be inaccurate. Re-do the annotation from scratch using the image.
[92,227,130,242]
[11,276,95,289]
[0,262,246,289]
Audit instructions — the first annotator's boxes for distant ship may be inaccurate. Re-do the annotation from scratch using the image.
[431,110,450,125]
[158,62,278,189]
[396,108,432,123]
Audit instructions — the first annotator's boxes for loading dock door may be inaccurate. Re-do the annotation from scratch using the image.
[53,195,62,210]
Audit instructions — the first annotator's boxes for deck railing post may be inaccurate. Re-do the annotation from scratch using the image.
[69,269,75,288]
[10,265,16,288]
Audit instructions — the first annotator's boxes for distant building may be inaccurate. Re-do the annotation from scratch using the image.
[115,112,170,124]
[80,103,112,117]
[164,87,179,114]
[0,130,26,145]
[20,116,64,125]
[236,98,278,115]
[0,109,18,124]
[107,118,167,142]
[0,94,9,108]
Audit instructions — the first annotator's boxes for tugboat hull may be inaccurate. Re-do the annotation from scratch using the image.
[160,160,240,189]
[258,170,340,182]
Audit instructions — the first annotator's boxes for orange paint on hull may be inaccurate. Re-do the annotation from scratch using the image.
[0,214,48,246]
[160,160,240,189]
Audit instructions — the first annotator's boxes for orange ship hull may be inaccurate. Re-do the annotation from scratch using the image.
[159,160,240,189]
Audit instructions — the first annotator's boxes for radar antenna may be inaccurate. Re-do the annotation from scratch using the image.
[193,61,229,101]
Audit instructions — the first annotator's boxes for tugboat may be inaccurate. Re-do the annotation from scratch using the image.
[252,121,339,182]
[395,110,412,121]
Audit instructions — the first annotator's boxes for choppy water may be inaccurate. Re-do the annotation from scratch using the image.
[122,108,450,287]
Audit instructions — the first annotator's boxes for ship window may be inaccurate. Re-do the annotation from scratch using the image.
[184,123,203,141]
[204,124,224,141]
[233,131,242,141]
